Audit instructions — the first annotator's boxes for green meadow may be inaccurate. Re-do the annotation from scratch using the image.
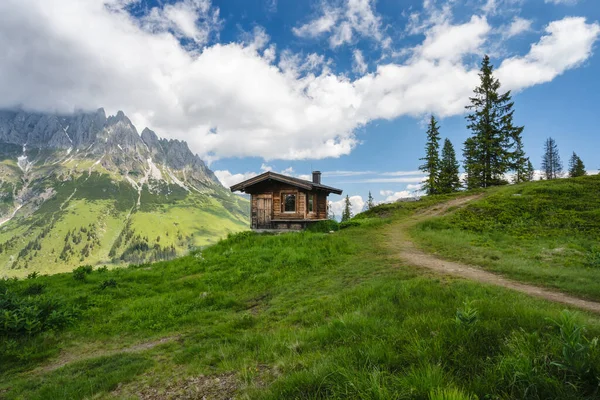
[2,182,600,399]
[411,174,600,301]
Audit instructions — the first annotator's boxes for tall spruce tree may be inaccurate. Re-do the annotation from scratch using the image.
[568,152,587,177]
[438,139,461,193]
[526,159,535,182]
[341,195,352,222]
[541,137,562,180]
[512,134,530,183]
[367,191,375,210]
[463,55,525,188]
[419,115,441,195]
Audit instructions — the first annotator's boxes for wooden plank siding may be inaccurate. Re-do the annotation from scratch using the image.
[246,181,330,229]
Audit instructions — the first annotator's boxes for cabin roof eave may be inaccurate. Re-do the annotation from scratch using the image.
[230,171,343,195]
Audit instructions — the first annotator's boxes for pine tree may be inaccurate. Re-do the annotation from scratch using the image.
[419,115,441,195]
[526,159,535,181]
[568,152,587,177]
[438,139,461,193]
[367,191,375,210]
[341,195,352,222]
[541,137,563,180]
[463,55,524,188]
[512,135,529,183]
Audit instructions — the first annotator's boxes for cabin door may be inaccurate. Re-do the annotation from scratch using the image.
[256,195,272,228]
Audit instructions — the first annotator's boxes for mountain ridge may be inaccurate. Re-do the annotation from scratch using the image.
[0,108,248,277]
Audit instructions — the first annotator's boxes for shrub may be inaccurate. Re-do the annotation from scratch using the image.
[26,271,39,279]
[99,279,118,290]
[306,220,339,233]
[339,220,361,229]
[0,290,78,336]
[73,265,93,282]
[97,266,109,273]
[586,247,600,268]
[550,311,599,383]
[455,301,478,327]
[23,283,45,296]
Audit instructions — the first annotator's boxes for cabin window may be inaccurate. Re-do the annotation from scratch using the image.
[284,194,296,212]
[308,194,314,213]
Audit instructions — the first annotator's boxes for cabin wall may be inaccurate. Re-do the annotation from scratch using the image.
[246,181,330,228]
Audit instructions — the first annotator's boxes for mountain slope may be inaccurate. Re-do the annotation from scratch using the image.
[0,109,248,276]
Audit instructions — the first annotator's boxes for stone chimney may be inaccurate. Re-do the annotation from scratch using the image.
[312,171,321,184]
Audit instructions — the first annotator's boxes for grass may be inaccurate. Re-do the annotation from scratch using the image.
[411,174,600,301]
[0,172,249,277]
[2,188,600,399]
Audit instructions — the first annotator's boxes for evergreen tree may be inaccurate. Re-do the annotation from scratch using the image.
[419,115,441,195]
[512,135,529,183]
[568,152,587,177]
[541,137,563,180]
[463,55,525,188]
[438,139,461,193]
[367,191,375,210]
[525,159,535,182]
[341,195,352,222]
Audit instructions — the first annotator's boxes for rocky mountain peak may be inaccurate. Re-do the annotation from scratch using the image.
[0,107,222,187]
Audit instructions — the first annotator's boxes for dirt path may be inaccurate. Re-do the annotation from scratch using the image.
[389,194,600,314]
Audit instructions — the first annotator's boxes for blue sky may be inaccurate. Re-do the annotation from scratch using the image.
[1,0,599,213]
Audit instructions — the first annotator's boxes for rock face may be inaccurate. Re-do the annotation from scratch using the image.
[0,108,220,186]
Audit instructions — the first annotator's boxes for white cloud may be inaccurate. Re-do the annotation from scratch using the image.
[329,195,365,218]
[497,17,600,91]
[0,1,598,163]
[214,170,257,188]
[414,15,491,62]
[292,10,338,38]
[505,17,533,38]
[140,0,220,46]
[353,49,368,74]
[381,190,415,202]
[544,0,578,4]
[293,0,389,48]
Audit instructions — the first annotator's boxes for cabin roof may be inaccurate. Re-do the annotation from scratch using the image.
[230,171,343,195]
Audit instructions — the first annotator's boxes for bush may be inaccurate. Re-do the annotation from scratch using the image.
[339,220,361,229]
[26,271,39,279]
[0,290,78,336]
[99,279,118,290]
[73,265,93,282]
[23,283,45,296]
[306,220,339,233]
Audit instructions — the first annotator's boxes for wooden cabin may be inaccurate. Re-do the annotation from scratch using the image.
[230,171,343,230]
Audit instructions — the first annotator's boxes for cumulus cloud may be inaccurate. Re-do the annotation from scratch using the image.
[497,17,600,91]
[329,195,365,218]
[0,0,598,163]
[293,0,389,48]
[214,170,257,188]
[504,17,533,38]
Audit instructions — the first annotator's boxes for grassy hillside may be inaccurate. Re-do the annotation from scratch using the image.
[0,172,249,277]
[2,193,600,399]
[411,174,600,301]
